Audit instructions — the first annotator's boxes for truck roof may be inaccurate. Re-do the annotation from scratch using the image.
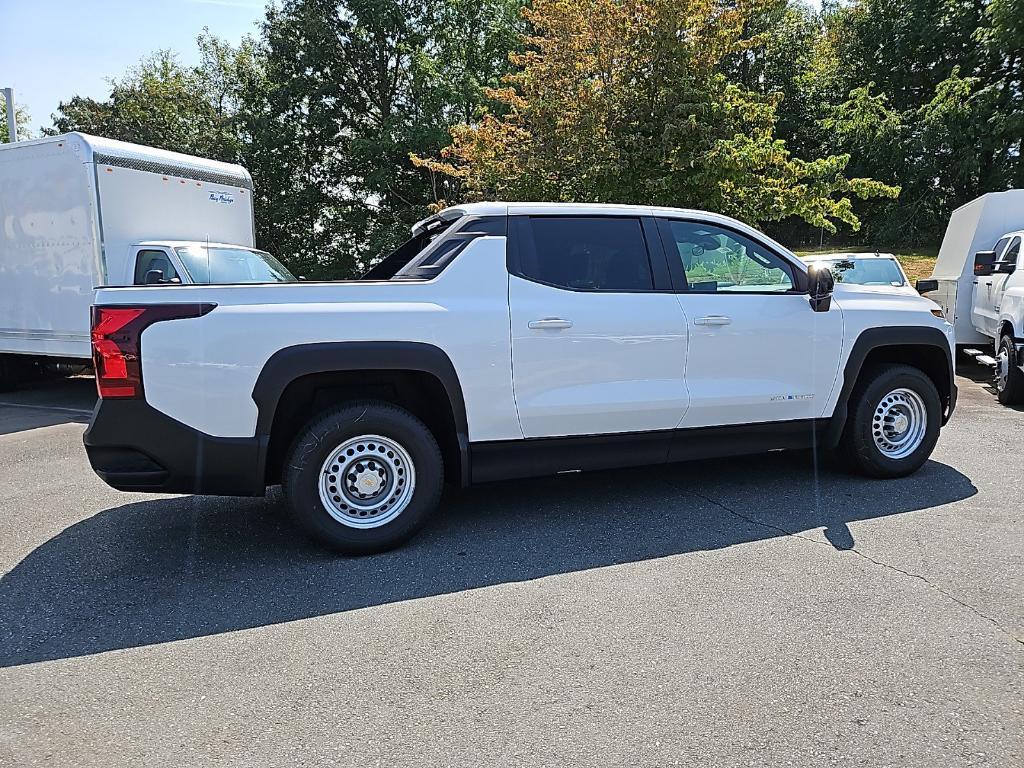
[0,132,252,189]
[418,202,796,256]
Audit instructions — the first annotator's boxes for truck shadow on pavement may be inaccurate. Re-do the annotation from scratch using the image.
[0,454,976,667]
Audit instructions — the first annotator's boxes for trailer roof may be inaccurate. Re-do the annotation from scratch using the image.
[0,132,253,189]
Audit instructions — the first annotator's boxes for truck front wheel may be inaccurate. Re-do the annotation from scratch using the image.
[283,401,444,554]
[995,334,1024,405]
[841,365,941,478]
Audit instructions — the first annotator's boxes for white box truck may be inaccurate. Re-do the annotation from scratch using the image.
[0,132,294,386]
[918,189,1024,403]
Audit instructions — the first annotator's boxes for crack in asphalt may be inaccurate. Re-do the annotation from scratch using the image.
[670,481,1024,648]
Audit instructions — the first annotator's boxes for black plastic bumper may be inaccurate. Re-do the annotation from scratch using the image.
[84,398,267,496]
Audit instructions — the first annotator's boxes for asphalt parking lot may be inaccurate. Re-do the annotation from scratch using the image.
[1,373,1021,767]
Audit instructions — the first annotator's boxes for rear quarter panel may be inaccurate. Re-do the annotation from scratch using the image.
[97,237,520,441]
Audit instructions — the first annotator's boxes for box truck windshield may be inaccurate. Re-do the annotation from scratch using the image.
[175,245,297,284]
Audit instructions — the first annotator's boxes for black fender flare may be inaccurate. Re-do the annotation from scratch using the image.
[251,341,470,485]
[825,326,955,447]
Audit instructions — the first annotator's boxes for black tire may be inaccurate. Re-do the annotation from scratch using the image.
[283,401,443,554]
[995,334,1024,405]
[840,364,941,478]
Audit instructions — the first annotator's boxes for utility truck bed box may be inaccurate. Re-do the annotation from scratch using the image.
[0,133,254,361]
[925,190,1024,344]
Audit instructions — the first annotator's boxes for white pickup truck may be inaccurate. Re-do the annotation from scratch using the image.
[917,190,1024,404]
[84,203,956,553]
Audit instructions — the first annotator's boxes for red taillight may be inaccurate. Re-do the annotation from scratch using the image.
[90,304,216,399]
[91,308,145,398]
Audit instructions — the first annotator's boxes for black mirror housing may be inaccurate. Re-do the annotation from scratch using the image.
[144,268,165,285]
[916,278,939,294]
[808,266,835,312]
[974,250,997,276]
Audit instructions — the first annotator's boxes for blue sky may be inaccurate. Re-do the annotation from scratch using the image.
[0,0,269,134]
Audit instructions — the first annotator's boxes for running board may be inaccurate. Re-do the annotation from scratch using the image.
[963,348,997,366]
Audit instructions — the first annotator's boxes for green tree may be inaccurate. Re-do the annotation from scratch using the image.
[418,0,897,233]
[48,48,241,160]
[0,102,31,143]
[725,0,823,159]
[249,0,525,278]
[815,0,1023,244]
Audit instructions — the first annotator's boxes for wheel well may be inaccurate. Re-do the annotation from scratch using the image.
[263,369,462,487]
[858,344,951,407]
[998,320,1015,341]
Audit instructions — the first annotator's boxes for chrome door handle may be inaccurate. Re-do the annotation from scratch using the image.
[529,318,573,330]
[694,315,732,326]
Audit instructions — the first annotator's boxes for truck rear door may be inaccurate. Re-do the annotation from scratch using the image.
[507,214,689,438]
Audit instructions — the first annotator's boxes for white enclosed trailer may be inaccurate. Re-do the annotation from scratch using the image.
[1,132,289,382]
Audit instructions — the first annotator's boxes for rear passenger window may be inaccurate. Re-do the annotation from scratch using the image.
[519,217,654,291]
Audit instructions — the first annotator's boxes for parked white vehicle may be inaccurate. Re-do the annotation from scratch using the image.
[0,132,293,385]
[917,190,1024,403]
[84,203,956,554]
[801,252,918,296]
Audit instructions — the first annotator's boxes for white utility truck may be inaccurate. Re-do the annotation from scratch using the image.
[84,202,956,554]
[917,190,1024,404]
[0,132,293,386]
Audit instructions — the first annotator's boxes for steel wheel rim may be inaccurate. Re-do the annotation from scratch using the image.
[995,341,1009,392]
[318,434,416,529]
[872,387,927,460]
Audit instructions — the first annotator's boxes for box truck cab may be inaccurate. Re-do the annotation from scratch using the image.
[0,132,293,384]
[918,190,1024,404]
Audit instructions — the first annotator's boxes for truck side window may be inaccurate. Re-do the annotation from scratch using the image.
[999,237,1019,271]
[518,217,654,291]
[134,250,178,285]
[660,219,793,293]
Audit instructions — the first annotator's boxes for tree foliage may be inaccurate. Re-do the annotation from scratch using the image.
[811,0,1023,244]
[245,0,526,278]
[48,44,245,159]
[416,0,898,233]
[42,0,1024,272]
[0,102,31,143]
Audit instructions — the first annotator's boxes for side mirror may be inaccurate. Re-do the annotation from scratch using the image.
[144,268,166,285]
[973,250,996,276]
[916,278,939,294]
[808,266,835,312]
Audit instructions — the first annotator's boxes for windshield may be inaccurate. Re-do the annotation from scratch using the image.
[175,246,296,284]
[822,257,905,286]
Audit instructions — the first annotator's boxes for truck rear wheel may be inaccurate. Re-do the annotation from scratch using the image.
[841,364,941,478]
[995,334,1024,405]
[283,401,444,554]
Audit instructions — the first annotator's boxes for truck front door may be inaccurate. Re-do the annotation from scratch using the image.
[990,237,1020,332]
[656,217,845,428]
[972,236,1011,336]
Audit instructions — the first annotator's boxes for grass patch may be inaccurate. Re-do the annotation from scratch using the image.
[793,245,939,284]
